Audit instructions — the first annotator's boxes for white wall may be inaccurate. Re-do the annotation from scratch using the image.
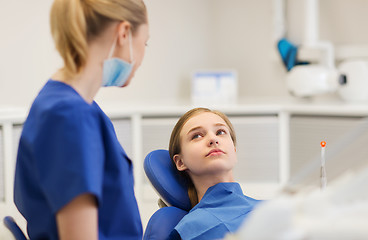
[95,0,215,106]
[1,0,368,108]
[0,1,61,109]
[287,0,368,46]
[209,0,287,97]
[320,0,368,45]
[0,0,285,110]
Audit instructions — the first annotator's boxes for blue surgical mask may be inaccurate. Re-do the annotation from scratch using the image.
[102,31,135,87]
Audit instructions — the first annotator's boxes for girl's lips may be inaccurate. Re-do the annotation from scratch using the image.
[206,149,225,157]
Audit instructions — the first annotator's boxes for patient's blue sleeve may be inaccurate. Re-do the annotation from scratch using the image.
[174,182,261,240]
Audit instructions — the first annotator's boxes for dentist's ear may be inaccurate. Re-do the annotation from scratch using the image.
[117,21,131,46]
[173,154,187,171]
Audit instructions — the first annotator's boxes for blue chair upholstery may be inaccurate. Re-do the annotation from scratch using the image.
[143,149,191,240]
[144,207,187,240]
[3,216,27,240]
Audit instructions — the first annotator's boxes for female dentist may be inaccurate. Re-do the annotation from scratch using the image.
[13,0,149,239]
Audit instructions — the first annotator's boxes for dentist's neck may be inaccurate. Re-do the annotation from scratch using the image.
[68,46,104,103]
[52,23,118,104]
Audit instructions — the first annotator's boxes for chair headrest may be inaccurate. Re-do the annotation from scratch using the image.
[144,149,191,211]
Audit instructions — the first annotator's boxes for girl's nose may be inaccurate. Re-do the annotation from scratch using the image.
[208,134,219,146]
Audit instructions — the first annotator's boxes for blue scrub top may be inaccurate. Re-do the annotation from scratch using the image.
[173,182,261,240]
[14,80,142,240]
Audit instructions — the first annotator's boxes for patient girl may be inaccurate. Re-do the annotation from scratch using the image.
[169,107,261,240]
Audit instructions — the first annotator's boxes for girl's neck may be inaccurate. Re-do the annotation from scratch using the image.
[191,171,234,202]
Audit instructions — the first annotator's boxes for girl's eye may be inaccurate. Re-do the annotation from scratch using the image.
[217,129,226,135]
[192,133,202,140]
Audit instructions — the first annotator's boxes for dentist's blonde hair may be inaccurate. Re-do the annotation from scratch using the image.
[169,108,236,208]
[50,0,147,78]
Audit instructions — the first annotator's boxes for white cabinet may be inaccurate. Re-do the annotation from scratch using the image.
[0,127,4,202]
[1,103,368,234]
[289,115,368,187]
[230,116,279,183]
[112,118,133,158]
[0,121,26,239]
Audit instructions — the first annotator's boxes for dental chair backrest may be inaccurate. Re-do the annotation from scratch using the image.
[143,149,191,240]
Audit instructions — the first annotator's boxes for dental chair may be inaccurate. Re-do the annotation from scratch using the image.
[3,216,28,240]
[143,149,192,240]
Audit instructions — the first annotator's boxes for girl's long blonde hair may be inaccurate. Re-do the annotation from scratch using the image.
[169,108,237,208]
[50,0,147,78]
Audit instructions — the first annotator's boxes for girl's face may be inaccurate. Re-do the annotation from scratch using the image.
[174,112,237,177]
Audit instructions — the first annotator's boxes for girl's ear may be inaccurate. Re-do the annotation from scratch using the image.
[173,154,188,171]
